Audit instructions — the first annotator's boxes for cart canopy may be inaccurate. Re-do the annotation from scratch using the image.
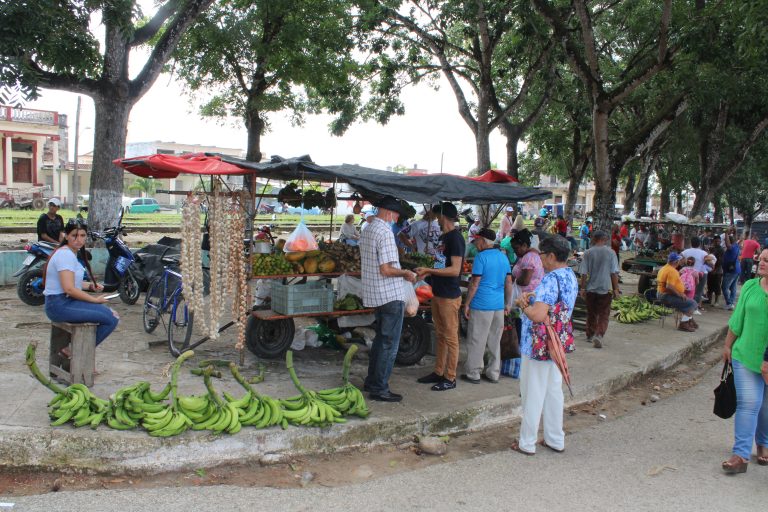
[114,154,551,204]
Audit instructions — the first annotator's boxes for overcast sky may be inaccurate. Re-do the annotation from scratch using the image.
[28,69,509,177]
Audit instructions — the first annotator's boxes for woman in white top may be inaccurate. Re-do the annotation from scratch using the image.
[339,214,360,245]
[44,219,119,348]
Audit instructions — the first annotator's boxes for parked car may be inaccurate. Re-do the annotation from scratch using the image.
[128,197,160,213]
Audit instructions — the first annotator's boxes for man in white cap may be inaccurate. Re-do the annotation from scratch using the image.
[37,198,65,243]
[500,206,515,240]
[360,211,375,232]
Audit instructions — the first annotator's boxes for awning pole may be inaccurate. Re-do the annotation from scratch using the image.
[328,178,337,242]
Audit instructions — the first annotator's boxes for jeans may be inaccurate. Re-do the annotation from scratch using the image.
[44,294,119,345]
[365,300,404,394]
[722,272,739,306]
[731,359,768,459]
[659,293,697,315]
[694,275,707,304]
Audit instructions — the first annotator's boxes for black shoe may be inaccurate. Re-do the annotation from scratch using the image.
[363,384,371,392]
[368,391,403,402]
[431,379,456,391]
[481,374,499,384]
[417,372,443,384]
[460,374,480,384]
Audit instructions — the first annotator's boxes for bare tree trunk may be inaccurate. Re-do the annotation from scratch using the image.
[622,170,636,214]
[502,129,520,177]
[676,190,684,214]
[564,176,583,220]
[591,107,615,232]
[88,95,132,232]
[660,179,671,216]
[713,193,724,223]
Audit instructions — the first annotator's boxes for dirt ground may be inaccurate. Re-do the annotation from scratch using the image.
[0,342,722,497]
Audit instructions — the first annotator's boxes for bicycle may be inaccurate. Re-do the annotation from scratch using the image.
[143,256,206,356]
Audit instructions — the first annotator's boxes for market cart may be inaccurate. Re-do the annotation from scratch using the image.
[115,154,551,363]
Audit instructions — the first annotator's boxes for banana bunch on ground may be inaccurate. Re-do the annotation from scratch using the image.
[611,295,673,324]
[315,345,369,418]
[185,367,242,434]
[25,343,110,429]
[280,350,346,427]
[226,363,285,429]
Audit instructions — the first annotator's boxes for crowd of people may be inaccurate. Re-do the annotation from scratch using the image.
[358,199,766,468]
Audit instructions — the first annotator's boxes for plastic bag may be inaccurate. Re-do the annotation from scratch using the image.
[284,221,319,252]
[404,280,419,317]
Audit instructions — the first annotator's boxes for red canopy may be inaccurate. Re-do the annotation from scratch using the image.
[113,153,252,179]
[465,170,519,183]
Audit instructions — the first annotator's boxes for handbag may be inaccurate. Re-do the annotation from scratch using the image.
[499,314,520,360]
[713,362,737,419]
[530,275,575,361]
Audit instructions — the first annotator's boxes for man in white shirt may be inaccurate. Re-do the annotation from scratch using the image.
[499,206,515,240]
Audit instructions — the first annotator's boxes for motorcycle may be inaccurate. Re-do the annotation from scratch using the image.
[14,240,62,305]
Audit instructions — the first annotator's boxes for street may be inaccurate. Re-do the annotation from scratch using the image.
[9,364,768,512]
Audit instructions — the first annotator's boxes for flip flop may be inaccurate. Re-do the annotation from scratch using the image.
[538,439,565,453]
[510,441,534,456]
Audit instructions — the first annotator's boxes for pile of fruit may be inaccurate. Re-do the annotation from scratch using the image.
[611,295,673,324]
[26,343,368,436]
[400,252,435,270]
[283,250,337,274]
[319,241,361,273]
[334,293,363,310]
[252,254,294,276]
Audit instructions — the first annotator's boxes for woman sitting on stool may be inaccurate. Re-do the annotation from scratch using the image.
[43,219,119,351]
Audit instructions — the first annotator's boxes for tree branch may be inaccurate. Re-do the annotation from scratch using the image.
[130,0,215,99]
[24,55,99,95]
[131,0,179,47]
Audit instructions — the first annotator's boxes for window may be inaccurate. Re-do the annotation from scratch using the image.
[548,175,558,186]
[132,199,142,206]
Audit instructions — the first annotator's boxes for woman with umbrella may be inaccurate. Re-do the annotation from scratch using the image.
[511,236,578,455]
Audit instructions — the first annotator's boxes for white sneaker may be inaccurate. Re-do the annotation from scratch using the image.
[693,309,702,315]
[726,304,735,311]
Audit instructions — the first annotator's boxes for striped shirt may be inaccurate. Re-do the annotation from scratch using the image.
[360,217,405,307]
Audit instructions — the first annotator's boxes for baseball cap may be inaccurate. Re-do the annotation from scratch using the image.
[667,252,682,263]
[539,208,548,217]
[473,227,496,243]
[505,206,515,212]
[48,198,62,207]
[432,202,459,221]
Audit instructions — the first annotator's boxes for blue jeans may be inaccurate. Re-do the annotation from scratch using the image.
[365,300,404,394]
[45,294,119,345]
[740,258,754,283]
[731,359,768,459]
[722,272,739,306]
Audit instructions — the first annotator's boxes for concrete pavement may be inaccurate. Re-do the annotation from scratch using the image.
[0,279,730,474]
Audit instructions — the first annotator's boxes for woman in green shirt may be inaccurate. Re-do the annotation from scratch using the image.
[721,248,768,474]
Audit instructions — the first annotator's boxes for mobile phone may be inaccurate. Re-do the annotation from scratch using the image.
[104,293,120,300]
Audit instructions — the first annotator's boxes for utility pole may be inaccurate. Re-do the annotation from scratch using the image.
[72,96,81,208]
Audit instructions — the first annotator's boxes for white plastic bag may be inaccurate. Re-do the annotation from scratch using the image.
[283,221,319,252]
[404,280,419,317]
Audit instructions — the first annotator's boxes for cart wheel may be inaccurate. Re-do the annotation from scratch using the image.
[396,316,430,366]
[637,274,652,295]
[245,316,295,359]
[32,198,45,209]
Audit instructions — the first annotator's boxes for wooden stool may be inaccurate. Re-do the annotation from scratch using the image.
[49,322,97,387]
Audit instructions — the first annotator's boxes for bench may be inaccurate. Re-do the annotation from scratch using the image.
[49,322,97,387]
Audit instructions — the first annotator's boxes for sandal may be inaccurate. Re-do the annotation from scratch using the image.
[510,441,534,456]
[722,455,748,474]
[757,446,768,466]
[538,439,565,453]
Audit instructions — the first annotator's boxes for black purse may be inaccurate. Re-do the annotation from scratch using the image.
[713,362,737,419]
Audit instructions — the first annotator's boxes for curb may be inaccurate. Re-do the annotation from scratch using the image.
[0,327,727,475]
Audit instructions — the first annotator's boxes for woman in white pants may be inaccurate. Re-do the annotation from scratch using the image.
[511,236,578,455]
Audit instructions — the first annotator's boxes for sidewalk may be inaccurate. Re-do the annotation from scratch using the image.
[0,281,728,474]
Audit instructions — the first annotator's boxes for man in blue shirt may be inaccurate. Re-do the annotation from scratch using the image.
[461,228,512,383]
[722,229,741,310]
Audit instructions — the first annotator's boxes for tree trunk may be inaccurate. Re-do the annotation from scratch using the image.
[475,121,491,174]
[243,110,265,236]
[591,106,615,232]
[660,179,671,217]
[728,205,735,225]
[713,193,724,223]
[676,190,684,214]
[88,94,133,232]
[635,177,650,217]
[622,170,636,214]
[564,175,583,221]
[743,211,754,235]
[634,149,657,216]
[504,132,520,178]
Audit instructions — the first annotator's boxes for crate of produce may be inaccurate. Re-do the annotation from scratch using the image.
[270,280,334,315]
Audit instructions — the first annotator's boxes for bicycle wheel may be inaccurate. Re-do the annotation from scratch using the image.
[143,277,163,334]
[168,293,194,357]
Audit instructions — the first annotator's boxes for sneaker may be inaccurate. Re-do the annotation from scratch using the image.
[592,336,603,349]
[693,309,702,315]
[431,379,456,391]
[481,374,499,384]
[417,372,443,384]
[678,320,696,332]
[585,336,594,344]
[460,374,481,384]
[726,304,735,311]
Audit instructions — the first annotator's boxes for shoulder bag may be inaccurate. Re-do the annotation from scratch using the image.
[530,274,575,361]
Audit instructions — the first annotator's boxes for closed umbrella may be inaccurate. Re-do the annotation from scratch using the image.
[543,321,574,398]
